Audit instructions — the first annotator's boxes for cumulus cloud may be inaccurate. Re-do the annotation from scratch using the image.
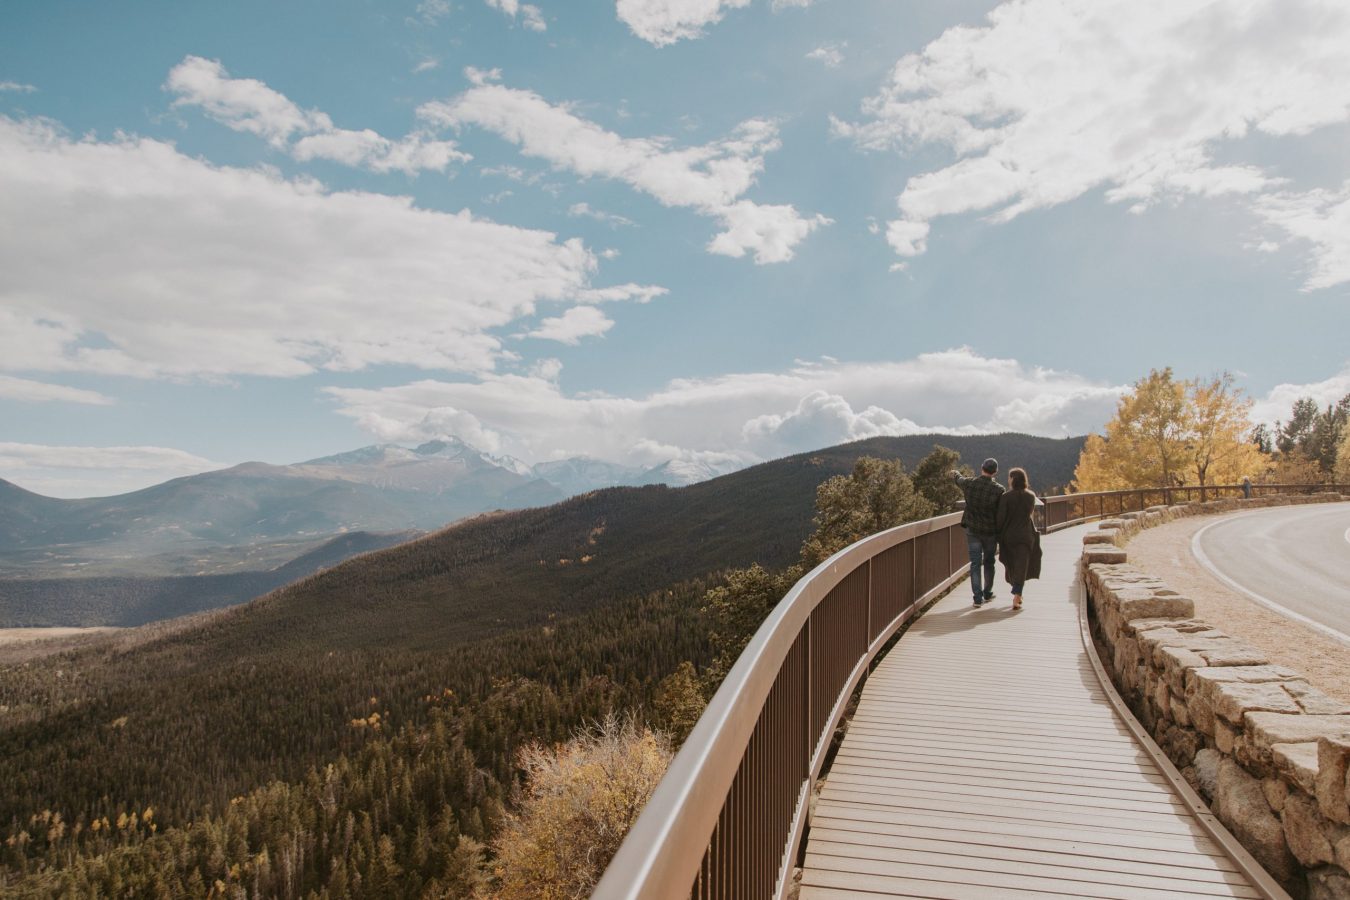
[523,306,615,344]
[166,56,469,175]
[0,376,114,405]
[0,442,222,498]
[1250,366,1350,428]
[422,80,829,262]
[0,81,37,93]
[616,0,810,46]
[0,114,660,379]
[1253,182,1350,291]
[835,0,1350,287]
[324,348,1125,472]
[806,42,844,68]
[485,0,547,31]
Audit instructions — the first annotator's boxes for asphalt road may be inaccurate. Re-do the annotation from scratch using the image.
[1192,502,1350,644]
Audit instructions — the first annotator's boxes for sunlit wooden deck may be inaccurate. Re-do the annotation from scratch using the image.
[801,524,1264,899]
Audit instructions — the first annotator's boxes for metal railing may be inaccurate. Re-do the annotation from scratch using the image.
[1039,482,1348,532]
[594,482,1348,899]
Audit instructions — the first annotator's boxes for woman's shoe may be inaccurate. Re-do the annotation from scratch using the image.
[1011,595,1023,610]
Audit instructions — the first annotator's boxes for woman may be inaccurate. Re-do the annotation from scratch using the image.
[995,467,1041,610]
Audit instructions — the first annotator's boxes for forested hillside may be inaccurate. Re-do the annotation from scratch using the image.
[0,433,1083,895]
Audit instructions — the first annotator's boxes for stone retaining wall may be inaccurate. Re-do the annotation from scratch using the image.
[1080,493,1350,900]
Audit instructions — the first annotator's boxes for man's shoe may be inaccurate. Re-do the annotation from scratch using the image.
[972,598,983,607]
[983,591,995,600]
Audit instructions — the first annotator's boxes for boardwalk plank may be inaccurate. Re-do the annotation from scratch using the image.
[801,522,1260,898]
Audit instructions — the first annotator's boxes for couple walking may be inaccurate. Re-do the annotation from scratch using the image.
[951,458,1041,611]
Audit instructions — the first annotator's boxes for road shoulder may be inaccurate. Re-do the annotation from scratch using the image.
[1128,514,1350,703]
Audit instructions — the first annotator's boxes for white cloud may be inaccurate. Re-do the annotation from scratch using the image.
[0,81,37,93]
[0,114,660,379]
[0,443,222,499]
[524,306,615,344]
[1250,366,1350,428]
[486,0,547,31]
[1253,182,1350,291]
[416,0,452,24]
[806,42,844,68]
[413,58,441,74]
[166,56,470,175]
[0,376,114,405]
[836,0,1350,288]
[615,0,809,46]
[568,201,636,228]
[422,82,829,262]
[324,348,1125,471]
[575,283,666,303]
[743,390,930,457]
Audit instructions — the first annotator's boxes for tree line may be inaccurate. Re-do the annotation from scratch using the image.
[1073,368,1350,491]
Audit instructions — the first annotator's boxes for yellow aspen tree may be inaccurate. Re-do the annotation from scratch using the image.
[1186,373,1267,487]
[1074,368,1190,490]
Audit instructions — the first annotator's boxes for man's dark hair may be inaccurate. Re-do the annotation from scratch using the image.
[981,458,998,475]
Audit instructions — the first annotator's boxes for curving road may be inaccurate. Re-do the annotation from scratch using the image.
[1192,502,1350,646]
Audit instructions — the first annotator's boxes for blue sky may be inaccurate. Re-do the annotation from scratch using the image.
[3,0,1349,497]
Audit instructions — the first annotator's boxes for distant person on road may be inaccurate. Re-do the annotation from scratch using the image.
[952,458,1005,608]
[996,467,1042,612]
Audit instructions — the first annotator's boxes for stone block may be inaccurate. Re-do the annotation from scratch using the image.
[1284,792,1336,867]
[1274,741,1321,795]
[1153,678,1172,717]
[1308,866,1350,900]
[1161,725,1202,768]
[1198,645,1271,667]
[1192,672,1301,725]
[1216,719,1237,754]
[1194,748,1221,799]
[1083,529,1118,545]
[1120,594,1195,620]
[1246,714,1350,748]
[1265,776,1291,813]
[1185,664,1302,689]
[1083,547,1128,565]
[1287,683,1350,716]
[1243,714,1350,772]
[1337,826,1350,871]
[1318,736,1350,824]
[1158,646,1207,693]
[1216,758,1297,882]
[1171,695,1192,728]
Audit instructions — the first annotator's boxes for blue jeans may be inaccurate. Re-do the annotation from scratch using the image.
[966,532,997,601]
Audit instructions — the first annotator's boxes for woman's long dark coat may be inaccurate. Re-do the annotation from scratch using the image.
[996,489,1042,585]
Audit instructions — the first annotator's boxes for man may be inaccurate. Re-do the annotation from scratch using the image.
[952,458,1005,608]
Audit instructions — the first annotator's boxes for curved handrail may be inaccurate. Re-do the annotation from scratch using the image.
[594,511,965,899]
[594,481,1348,899]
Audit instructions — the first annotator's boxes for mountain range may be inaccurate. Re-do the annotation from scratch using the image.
[0,432,1086,627]
[0,438,706,581]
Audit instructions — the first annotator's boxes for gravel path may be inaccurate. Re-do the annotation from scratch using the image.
[1128,515,1350,703]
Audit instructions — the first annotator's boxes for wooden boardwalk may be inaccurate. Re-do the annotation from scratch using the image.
[801,524,1263,900]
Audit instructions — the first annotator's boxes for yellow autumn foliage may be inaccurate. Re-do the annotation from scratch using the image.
[490,715,671,900]
[1075,369,1267,491]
